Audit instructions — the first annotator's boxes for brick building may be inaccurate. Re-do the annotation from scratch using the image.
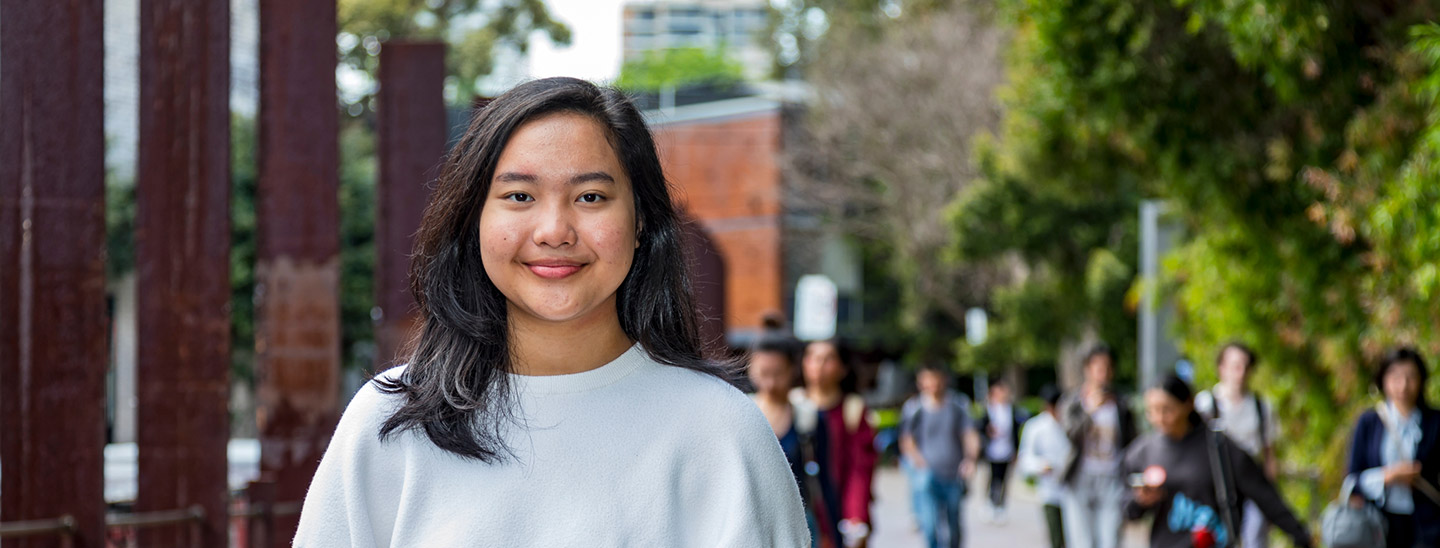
[647,93,863,346]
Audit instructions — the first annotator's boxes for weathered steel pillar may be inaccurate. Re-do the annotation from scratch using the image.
[0,1,109,547]
[134,0,232,546]
[257,0,341,544]
[375,42,447,370]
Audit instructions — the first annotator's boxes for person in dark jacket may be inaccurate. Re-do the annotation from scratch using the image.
[1124,375,1313,548]
[749,335,842,547]
[1347,347,1440,548]
[978,378,1028,523]
[1058,344,1138,548]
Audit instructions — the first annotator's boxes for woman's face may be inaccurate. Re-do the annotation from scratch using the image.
[480,112,638,328]
[748,351,793,396]
[1217,347,1252,386]
[1383,360,1422,408]
[1144,388,1193,439]
[802,342,847,390]
[1084,355,1114,387]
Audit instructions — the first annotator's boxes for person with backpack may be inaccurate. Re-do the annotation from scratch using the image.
[750,335,842,547]
[1346,347,1440,548]
[900,364,980,548]
[1194,343,1280,547]
[795,338,878,547]
[1124,375,1313,548]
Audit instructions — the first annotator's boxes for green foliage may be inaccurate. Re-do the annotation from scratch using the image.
[338,0,571,104]
[974,0,1440,520]
[615,47,747,92]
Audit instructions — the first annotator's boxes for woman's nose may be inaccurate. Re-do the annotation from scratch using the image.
[532,202,577,247]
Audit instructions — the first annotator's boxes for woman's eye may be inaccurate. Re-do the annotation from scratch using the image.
[503,192,533,203]
[578,193,605,204]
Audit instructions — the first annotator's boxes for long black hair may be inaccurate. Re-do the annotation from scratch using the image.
[375,77,729,462]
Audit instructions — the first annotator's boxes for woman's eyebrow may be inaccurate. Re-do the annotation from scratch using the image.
[494,172,537,184]
[569,171,615,185]
[492,171,614,184]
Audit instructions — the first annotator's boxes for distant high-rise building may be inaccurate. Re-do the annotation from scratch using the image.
[622,0,772,81]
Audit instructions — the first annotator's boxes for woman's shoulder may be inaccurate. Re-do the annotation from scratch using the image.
[332,365,411,436]
[636,355,773,430]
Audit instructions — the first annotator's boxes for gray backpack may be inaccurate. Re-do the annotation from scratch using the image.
[1320,475,1386,548]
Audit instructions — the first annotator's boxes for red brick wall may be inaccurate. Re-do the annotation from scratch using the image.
[653,111,783,332]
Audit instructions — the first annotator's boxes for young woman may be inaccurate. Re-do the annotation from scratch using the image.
[1347,347,1440,548]
[294,77,808,547]
[1123,375,1312,548]
[749,336,841,547]
[793,338,877,548]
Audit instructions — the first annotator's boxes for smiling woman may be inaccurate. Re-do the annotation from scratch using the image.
[293,77,809,547]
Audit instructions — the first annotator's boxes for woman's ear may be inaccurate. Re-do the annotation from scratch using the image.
[635,216,644,249]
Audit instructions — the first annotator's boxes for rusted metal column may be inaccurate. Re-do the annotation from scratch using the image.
[375,42,447,370]
[0,1,108,547]
[134,0,232,546]
[256,0,341,544]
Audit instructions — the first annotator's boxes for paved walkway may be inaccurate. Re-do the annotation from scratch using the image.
[868,465,1150,548]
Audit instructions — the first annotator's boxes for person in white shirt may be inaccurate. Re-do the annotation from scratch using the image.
[293,77,808,548]
[1018,384,1072,548]
[979,379,1028,523]
[1194,342,1280,548]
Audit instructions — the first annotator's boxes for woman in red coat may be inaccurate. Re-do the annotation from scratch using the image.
[794,338,877,548]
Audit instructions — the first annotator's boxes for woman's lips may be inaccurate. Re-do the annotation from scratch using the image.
[526,262,583,279]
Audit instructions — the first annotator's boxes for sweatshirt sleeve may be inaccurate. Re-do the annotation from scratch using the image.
[293,379,405,548]
[842,405,878,524]
[1120,439,1151,521]
[1017,418,1044,477]
[1229,438,1312,548]
[707,391,811,547]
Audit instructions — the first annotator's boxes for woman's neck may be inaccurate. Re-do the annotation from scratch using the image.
[807,385,844,409]
[1392,399,1417,419]
[1217,381,1247,402]
[508,303,634,376]
[756,389,790,406]
[1166,421,1193,440]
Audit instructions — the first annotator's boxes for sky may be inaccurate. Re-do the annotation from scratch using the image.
[527,0,626,83]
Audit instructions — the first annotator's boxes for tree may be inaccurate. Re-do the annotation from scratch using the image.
[970,0,1440,517]
[616,47,746,92]
[782,1,1008,362]
[337,0,571,106]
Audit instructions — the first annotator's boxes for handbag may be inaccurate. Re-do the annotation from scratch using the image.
[1321,475,1388,548]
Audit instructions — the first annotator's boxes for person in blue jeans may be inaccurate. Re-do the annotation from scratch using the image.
[901,365,980,548]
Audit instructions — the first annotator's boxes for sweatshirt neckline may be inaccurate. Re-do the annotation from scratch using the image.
[509,343,647,395]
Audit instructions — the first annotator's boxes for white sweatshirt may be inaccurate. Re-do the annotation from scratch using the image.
[294,344,809,547]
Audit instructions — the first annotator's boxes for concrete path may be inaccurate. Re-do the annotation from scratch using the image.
[868,465,1151,548]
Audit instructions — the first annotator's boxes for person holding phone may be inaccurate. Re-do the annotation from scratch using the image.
[1124,375,1312,548]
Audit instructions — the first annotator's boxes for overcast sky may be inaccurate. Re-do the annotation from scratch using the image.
[527,0,626,83]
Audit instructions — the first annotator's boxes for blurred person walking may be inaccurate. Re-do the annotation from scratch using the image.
[1058,345,1138,548]
[795,338,879,547]
[1347,347,1440,548]
[900,364,981,548]
[1125,375,1313,548]
[979,378,1028,524]
[293,78,808,547]
[1019,384,1073,548]
[1194,343,1280,548]
[750,335,843,547]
